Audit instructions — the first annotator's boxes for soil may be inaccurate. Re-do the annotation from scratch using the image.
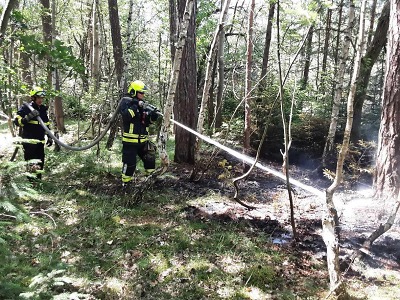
[146,155,400,298]
[2,128,399,298]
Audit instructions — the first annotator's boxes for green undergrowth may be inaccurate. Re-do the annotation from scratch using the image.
[0,134,329,299]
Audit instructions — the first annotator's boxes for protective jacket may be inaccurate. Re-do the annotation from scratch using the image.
[120,95,158,144]
[119,95,159,183]
[14,101,51,143]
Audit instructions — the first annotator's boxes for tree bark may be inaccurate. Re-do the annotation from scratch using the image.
[350,0,389,144]
[91,0,100,89]
[193,0,230,166]
[323,0,366,296]
[107,0,124,90]
[173,0,197,164]
[0,0,18,38]
[259,1,275,90]
[51,0,66,133]
[215,0,230,129]
[106,0,125,150]
[322,1,355,166]
[40,0,52,85]
[319,8,332,100]
[300,25,314,90]
[244,0,255,151]
[374,0,400,200]
[158,0,194,169]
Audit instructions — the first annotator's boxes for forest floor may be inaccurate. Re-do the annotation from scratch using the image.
[1,125,400,299]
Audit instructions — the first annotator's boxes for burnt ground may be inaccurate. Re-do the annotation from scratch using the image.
[138,155,400,298]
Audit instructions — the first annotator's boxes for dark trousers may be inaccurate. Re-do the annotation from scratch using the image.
[121,142,155,182]
[23,142,45,179]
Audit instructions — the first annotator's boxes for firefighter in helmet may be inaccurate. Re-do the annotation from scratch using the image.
[14,87,53,179]
[120,80,159,185]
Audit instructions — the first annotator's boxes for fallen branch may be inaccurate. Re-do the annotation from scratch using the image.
[30,211,57,228]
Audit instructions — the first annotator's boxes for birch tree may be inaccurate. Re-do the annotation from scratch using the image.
[322,0,355,166]
[323,0,367,296]
[244,0,255,151]
[0,0,18,39]
[192,0,230,168]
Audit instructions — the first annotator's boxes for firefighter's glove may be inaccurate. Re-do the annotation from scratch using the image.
[150,110,159,120]
[46,135,53,147]
[24,110,39,123]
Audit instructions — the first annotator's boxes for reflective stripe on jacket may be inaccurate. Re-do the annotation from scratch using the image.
[119,95,157,144]
[14,102,51,141]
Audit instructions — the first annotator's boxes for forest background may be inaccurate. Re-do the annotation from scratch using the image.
[1,0,400,299]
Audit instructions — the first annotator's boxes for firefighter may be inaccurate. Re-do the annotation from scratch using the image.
[120,80,159,185]
[14,87,53,179]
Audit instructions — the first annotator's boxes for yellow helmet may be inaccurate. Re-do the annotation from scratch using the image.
[128,80,148,96]
[29,87,46,97]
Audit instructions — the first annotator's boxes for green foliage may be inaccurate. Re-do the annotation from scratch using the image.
[0,159,32,220]
[17,35,84,75]
[196,0,219,55]
[0,159,34,299]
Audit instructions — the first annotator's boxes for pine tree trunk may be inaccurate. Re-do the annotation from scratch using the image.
[173,0,197,164]
[106,0,125,150]
[374,0,400,200]
[351,1,389,144]
[259,1,275,90]
[300,25,313,90]
[158,0,194,169]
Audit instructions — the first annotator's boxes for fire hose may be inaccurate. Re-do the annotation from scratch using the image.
[22,100,123,151]
[22,101,324,198]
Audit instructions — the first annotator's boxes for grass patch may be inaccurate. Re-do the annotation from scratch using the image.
[0,127,330,299]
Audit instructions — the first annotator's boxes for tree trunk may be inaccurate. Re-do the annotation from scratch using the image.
[51,0,66,133]
[350,0,389,144]
[323,0,366,296]
[319,8,332,101]
[215,0,230,130]
[374,0,400,200]
[107,0,124,90]
[244,0,255,151]
[20,51,33,87]
[322,0,355,166]
[193,0,230,166]
[158,0,194,169]
[91,0,100,89]
[40,0,52,85]
[300,25,313,90]
[367,0,378,46]
[173,0,197,164]
[0,0,18,38]
[259,1,275,90]
[276,1,296,239]
[106,0,125,150]
[207,58,217,131]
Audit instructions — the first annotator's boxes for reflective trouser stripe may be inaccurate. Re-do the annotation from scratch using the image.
[24,139,45,144]
[122,137,148,143]
[122,174,133,183]
[145,169,155,175]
